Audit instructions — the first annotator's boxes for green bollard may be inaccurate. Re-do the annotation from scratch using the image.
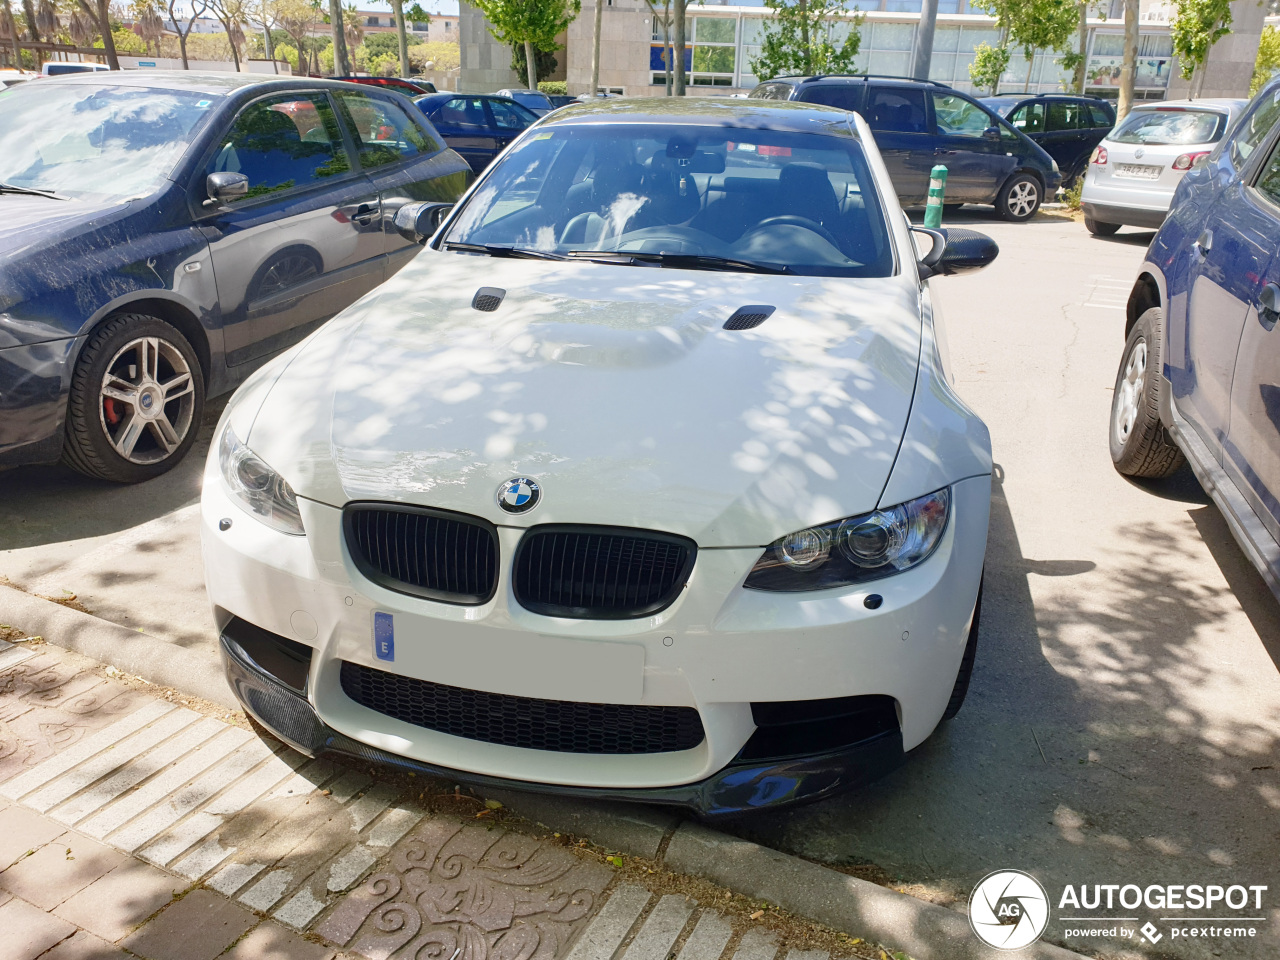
[923,164,948,228]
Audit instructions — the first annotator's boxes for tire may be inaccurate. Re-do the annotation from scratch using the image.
[62,313,206,483]
[944,202,964,213]
[1108,307,1185,479]
[995,173,1042,222]
[942,580,981,721]
[1085,216,1121,237]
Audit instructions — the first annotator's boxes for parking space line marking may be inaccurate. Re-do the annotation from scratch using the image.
[0,701,174,800]
[346,783,397,832]
[325,843,379,892]
[366,804,423,847]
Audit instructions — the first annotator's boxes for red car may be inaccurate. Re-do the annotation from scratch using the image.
[331,76,435,95]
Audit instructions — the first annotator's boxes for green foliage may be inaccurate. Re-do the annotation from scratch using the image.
[538,79,567,94]
[471,0,579,57]
[749,0,864,81]
[110,27,146,54]
[364,30,420,57]
[1170,0,1232,81]
[972,0,1077,71]
[1253,25,1280,96]
[511,41,556,80]
[406,2,429,21]
[1063,175,1083,209]
[968,41,1010,93]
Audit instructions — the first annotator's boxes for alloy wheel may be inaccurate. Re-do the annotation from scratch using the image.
[98,336,196,464]
[1008,180,1039,219]
[1114,337,1147,445]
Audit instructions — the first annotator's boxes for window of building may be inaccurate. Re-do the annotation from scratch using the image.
[412,20,427,30]
[366,15,379,25]
[688,16,735,86]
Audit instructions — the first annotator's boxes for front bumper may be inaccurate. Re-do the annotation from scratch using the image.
[220,622,906,815]
[0,336,76,467]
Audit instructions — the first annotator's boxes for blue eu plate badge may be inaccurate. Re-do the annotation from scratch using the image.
[373,612,394,661]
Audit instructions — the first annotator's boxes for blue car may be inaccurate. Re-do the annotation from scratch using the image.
[415,93,541,173]
[0,73,470,483]
[750,75,1062,220]
[1109,78,1280,600]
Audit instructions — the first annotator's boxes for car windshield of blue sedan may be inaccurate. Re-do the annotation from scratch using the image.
[1110,108,1224,145]
[441,124,895,277]
[0,84,217,201]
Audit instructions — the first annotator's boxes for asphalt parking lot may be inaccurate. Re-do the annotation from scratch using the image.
[3,207,1279,960]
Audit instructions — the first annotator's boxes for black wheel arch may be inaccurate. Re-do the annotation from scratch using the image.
[75,295,213,392]
[1126,272,1162,338]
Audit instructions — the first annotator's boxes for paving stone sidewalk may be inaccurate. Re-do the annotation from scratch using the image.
[0,638,851,960]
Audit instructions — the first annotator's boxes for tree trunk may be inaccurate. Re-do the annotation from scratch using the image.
[92,0,118,68]
[1117,0,1138,121]
[912,0,938,80]
[178,32,188,67]
[390,0,408,77]
[663,16,671,95]
[228,29,240,69]
[262,21,275,72]
[3,0,22,68]
[329,0,348,75]
[1023,48,1034,92]
[673,0,685,95]
[1188,61,1205,99]
[1073,0,1087,94]
[524,37,536,89]
[799,0,809,74]
[590,0,602,96]
[21,0,35,40]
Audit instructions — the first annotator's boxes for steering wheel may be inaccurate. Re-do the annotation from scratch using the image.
[748,215,842,249]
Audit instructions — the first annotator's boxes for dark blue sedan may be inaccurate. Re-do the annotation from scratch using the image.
[414,93,541,173]
[0,73,470,482]
[1108,76,1280,600]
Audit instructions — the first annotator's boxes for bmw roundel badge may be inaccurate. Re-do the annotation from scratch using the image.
[497,477,540,513]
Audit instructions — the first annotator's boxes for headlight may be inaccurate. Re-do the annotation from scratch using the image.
[1051,158,1060,174]
[218,424,305,535]
[743,488,950,592]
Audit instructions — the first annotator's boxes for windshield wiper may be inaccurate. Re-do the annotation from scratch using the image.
[0,182,69,200]
[443,241,565,261]
[564,250,791,275]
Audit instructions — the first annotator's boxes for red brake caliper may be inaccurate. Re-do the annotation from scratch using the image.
[103,397,121,425]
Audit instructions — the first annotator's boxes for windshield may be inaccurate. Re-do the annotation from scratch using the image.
[0,83,217,201]
[1110,108,1225,145]
[442,123,894,278]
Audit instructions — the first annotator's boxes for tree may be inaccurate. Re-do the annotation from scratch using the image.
[511,41,554,83]
[643,0,672,94]
[672,0,684,93]
[968,39,1010,93]
[1170,0,1232,99]
[749,0,864,82]
[208,0,248,68]
[1253,24,1280,95]
[972,0,1076,92]
[276,0,316,71]
[469,0,579,91]
[589,0,600,95]
[0,0,20,68]
[135,0,165,55]
[387,0,407,76]
[1117,0,1137,120]
[168,0,212,67]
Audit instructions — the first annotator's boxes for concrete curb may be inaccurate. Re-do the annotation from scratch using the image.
[0,584,237,711]
[662,822,1088,960]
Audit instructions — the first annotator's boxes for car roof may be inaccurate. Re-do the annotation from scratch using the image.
[537,96,858,134]
[762,74,951,89]
[23,71,405,97]
[1130,98,1247,113]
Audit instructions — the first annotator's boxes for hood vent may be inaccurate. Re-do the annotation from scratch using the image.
[723,305,775,330]
[472,287,506,312]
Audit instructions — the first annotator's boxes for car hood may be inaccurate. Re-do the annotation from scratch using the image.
[247,249,924,547]
[0,194,125,252]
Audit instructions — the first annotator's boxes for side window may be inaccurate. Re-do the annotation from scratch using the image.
[1256,134,1280,207]
[1088,102,1112,128]
[207,93,350,202]
[1232,91,1280,166]
[488,98,534,131]
[335,92,439,169]
[865,87,927,134]
[1046,101,1081,132]
[751,82,794,101]
[802,85,860,111]
[932,93,993,137]
[437,97,486,125]
[1010,102,1045,134]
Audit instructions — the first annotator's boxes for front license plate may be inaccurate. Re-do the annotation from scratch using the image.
[1116,163,1162,179]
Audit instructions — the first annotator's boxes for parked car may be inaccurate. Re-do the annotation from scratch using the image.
[0,69,34,88]
[414,92,540,172]
[750,75,1061,221]
[0,73,470,481]
[1080,98,1247,235]
[203,96,998,814]
[40,62,111,77]
[1107,78,1280,601]
[981,93,1114,186]
[494,88,555,115]
[330,76,434,95]
[546,94,577,109]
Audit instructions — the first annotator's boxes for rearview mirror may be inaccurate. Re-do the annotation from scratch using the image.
[393,201,454,243]
[204,172,248,208]
[912,226,999,279]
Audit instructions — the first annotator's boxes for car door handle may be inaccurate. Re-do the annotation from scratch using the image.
[1261,281,1280,327]
[351,202,379,225]
[1193,229,1213,257]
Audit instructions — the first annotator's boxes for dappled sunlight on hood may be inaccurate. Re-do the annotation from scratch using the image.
[248,248,925,546]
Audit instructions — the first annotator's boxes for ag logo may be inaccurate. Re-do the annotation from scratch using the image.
[969,869,1050,950]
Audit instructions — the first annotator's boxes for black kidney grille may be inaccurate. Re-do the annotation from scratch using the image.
[340,661,705,754]
[514,527,696,619]
[345,505,498,604]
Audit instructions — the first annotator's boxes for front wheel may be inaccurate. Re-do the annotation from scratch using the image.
[1108,307,1185,478]
[996,173,1042,222]
[62,313,206,483]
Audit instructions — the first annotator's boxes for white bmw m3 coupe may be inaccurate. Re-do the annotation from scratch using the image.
[201,98,998,814]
